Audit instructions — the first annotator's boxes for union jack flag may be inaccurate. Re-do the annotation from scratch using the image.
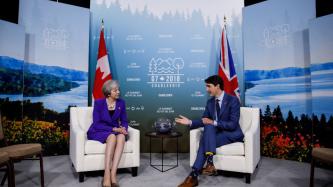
[218,25,240,100]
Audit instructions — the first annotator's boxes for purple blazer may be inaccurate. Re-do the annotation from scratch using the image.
[87,98,128,143]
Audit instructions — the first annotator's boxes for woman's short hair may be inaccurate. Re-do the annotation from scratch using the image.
[102,80,119,97]
[205,75,224,90]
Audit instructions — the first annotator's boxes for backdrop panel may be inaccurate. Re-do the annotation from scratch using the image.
[17,0,90,155]
[90,0,244,152]
[309,14,333,149]
[0,20,25,144]
[244,0,316,162]
[19,0,89,112]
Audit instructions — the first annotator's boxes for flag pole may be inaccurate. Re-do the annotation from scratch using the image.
[224,15,227,32]
[101,19,104,30]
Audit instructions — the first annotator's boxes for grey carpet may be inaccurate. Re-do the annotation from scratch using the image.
[0,153,332,187]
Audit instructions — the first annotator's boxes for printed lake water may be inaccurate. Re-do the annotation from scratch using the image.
[245,69,333,118]
[0,81,88,113]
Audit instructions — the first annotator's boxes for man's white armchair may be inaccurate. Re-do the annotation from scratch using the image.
[70,107,140,182]
[190,107,260,183]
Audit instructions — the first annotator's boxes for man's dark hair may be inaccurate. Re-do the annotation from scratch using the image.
[205,75,224,90]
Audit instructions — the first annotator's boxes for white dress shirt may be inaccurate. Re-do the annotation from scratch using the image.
[188,91,224,126]
[213,91,224,126]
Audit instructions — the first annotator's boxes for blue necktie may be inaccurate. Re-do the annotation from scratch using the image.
[216,99,220,120]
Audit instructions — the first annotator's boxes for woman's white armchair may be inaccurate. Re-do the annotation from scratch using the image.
[190,107,260,183]
[70,107,140,182]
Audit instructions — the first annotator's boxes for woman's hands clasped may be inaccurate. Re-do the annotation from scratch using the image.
[113,126,128,135]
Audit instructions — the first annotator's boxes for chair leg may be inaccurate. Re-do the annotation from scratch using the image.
[310,159,315,187]
[79,172,84,182]
[38,153,44,187]
[9,160,15,187]
[7,161,15,187]
[1,170,7,186]
[131,167,138,177]
[245,173,251,184]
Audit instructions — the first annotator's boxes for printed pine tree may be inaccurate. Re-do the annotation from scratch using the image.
[149,59,157,74]
[264,105,272,123]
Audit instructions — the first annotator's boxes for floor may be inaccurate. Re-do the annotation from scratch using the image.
[0,153,332,187]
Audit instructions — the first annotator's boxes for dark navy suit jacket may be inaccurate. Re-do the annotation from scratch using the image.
[191,93,244,146]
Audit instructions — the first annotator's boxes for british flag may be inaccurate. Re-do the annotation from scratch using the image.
[218,26,240,100]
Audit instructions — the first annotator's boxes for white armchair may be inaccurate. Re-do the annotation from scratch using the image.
[190,107,260,183]
[69,107,140,182]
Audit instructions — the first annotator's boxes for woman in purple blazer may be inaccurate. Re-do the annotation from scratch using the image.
[87,80,128,187]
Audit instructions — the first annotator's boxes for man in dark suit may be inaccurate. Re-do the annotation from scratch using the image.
[175,75,244,187]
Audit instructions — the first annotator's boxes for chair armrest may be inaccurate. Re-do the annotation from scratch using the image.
[69,108,86,172]
[190,128,203,166]
[244,108,260,173]
[127,126,140,166]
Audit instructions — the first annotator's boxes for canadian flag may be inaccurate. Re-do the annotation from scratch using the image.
[218,25,240,100]
[93,22,112,100]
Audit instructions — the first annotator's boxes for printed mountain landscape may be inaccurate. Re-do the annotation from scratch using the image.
[245,62,333,82]
[0,56,88,96]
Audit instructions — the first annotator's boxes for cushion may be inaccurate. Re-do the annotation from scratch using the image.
[85,140,133,154]
[239,107,252,133]
[0,144,42,158]
[312,148,333,163]
[216,142,244,156]
[0,151,9,164]
[77,107,93,132]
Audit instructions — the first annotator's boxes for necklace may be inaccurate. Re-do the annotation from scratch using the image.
[107,99,116,110]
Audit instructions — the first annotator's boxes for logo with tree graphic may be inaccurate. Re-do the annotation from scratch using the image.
[148,57,184,88]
